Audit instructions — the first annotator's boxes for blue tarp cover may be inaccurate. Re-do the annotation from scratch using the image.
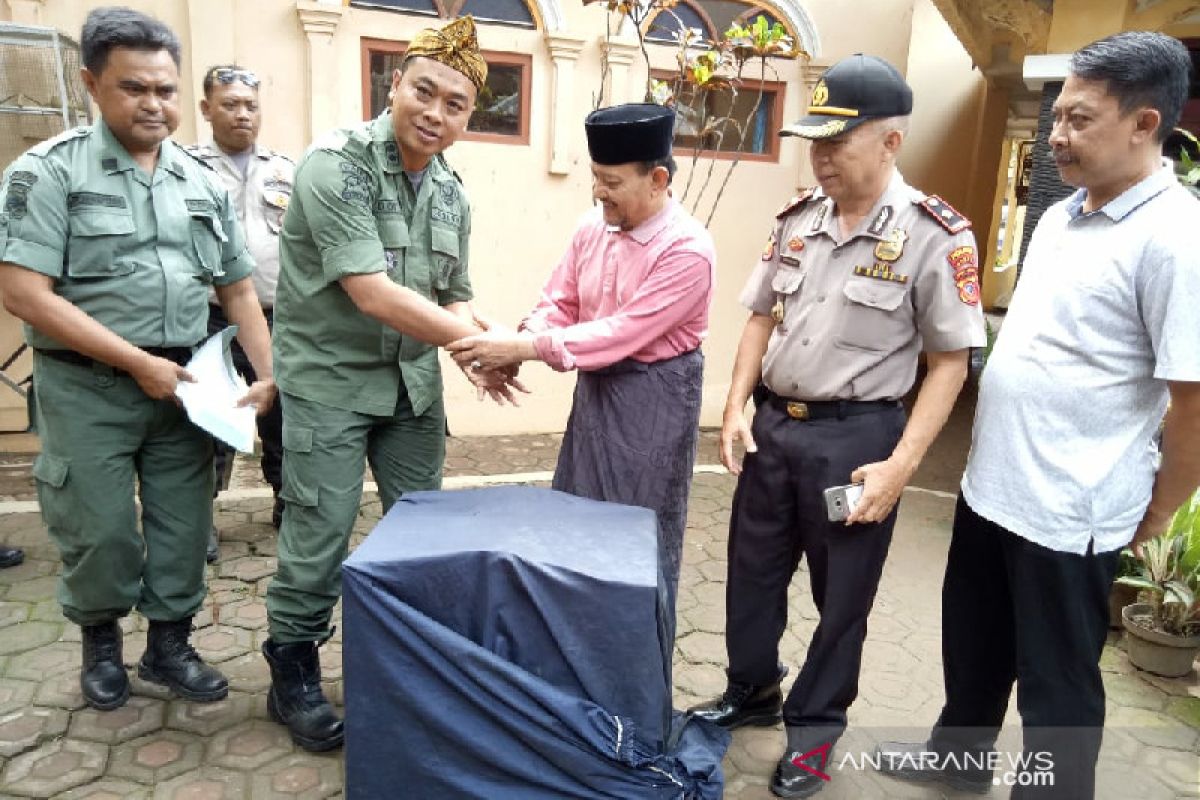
[342,486,728,799]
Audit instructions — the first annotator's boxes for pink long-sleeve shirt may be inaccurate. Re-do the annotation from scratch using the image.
[521,200,716,372]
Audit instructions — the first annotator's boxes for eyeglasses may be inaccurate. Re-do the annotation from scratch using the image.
[209,68,260,88]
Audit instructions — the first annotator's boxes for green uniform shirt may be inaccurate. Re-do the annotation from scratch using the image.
[0,120,253,349]
[273,111,473,418]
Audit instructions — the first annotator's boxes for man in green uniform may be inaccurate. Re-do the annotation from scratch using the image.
[0,7,275,712]
[263,15,516,752]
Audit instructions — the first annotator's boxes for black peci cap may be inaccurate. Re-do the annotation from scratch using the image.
[585,103,676,165]
[780,54,913,140]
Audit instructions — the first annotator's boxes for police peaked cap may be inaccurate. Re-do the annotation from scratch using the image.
[585,103,676,165]
[780,54,913,140]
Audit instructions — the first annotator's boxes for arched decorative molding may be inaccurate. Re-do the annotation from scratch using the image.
[529,0,567,32]
[770,0,821,58]
[634,0,820,57]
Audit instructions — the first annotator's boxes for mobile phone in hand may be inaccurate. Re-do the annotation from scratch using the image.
[824,483,864,523]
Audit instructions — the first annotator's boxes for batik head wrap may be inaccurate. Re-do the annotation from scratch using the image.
[404,15,487,92]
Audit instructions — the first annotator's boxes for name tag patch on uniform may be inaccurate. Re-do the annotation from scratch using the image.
[67,192,127,211]
[375,199,401,214]
[185,198,216,214]
[779,256,801,268]
[431,206,461,226]
[874,228,908,262]
[947,245,980,306]
[854,263,909,284]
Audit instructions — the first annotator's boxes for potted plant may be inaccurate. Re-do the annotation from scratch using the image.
[1108,548,1140,629]
[1118,492,1200,677]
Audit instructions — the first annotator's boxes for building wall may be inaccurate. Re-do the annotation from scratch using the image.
[0,0,989,437]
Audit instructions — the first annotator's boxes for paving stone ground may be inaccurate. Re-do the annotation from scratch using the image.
[0,415,1197,798]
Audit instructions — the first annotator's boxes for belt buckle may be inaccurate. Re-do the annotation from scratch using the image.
[786,401,809,421]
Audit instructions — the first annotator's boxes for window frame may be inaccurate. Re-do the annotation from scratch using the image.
[645,0,802,59]
[651,70,786,163]
[360,39,533,146]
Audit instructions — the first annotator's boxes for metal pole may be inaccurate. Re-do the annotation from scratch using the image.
[50,29,71,130]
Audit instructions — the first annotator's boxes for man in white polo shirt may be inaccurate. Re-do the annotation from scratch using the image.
[878,31,1200,800]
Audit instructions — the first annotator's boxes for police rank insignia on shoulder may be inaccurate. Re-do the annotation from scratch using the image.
[775,187,816,219]
[920,195,971,234]
[874,228,908,262]
[947,245,980,306]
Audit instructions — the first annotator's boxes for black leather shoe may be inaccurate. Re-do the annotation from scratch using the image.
[81,621,130,710]
[874,741,991,794]
[206,525,219,564]
[0,545,24,568]
[271,495,284,530]
[138,618,228,701]
[771,744,834,798]
[688,667,787,729]
[263,639,344,751]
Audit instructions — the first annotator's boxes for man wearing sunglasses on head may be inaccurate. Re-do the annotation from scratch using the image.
[188,65,291,561]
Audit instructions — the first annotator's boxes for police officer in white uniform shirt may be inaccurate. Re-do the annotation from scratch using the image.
[689,54,985,799]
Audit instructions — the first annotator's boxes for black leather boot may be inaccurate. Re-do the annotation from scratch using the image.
[874,740,992,794]
[138,618,228,702]
[688,667,787,729]
[262,639,344,752]
[81,621,129,710]
[0,545,24,568]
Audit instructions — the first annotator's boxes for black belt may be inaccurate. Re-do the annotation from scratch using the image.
[36,346,194,374]
[765,392,900,421]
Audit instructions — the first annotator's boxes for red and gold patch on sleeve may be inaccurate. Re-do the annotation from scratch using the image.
[762,233,776,262]
[947,246,980,306]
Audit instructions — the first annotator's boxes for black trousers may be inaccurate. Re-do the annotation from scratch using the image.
[725,398,905,751]
[930,495,1119,799]
[208,303,283,497]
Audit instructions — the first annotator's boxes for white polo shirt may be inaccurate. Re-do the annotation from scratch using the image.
[961,164,1200,555]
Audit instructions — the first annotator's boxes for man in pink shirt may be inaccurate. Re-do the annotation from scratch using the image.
[448,103,715,609]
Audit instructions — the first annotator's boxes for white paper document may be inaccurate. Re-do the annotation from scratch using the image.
[174,326,256,453]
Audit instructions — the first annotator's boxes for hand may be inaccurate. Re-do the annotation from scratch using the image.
[1130,507,1173,558]
[134,354,194,401]
[446,330,534,370]
[846,457,914,525]
[237,378,277,415]
[720,406,757,475]
[460,362,529,406]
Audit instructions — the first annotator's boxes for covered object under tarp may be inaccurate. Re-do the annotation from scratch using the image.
[342,485,729,799]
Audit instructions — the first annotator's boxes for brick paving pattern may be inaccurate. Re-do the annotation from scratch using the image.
[0,430,1195,798]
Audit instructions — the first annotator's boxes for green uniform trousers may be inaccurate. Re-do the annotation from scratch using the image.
[266,388,445,643]
[31,354,214,626]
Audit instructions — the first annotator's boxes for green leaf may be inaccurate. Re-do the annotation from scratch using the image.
[1116,576,1160,593]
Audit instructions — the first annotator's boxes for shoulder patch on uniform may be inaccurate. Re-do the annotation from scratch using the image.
[27,126,90,158]
[919,194,971,234]
[178,145,216,171]
[775,187,816,219]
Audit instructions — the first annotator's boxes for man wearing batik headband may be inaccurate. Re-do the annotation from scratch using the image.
[688,54,984,798]
[447,103,716,615]
[261,15,519,752]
